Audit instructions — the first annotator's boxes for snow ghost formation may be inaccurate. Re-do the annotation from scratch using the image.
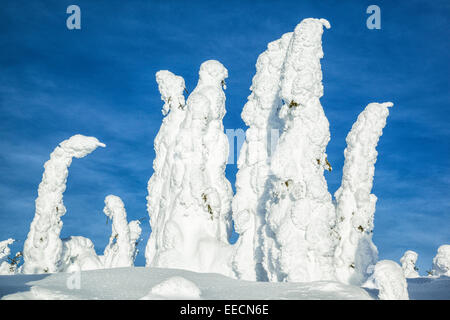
[432,244,450,277]
[333,102,393,285]
[22,134,105,274]
[230,18,394,284]
[400,250,419,278]
[60,236,103,272]
[0,239,16,274]
[371,260,409,300]
[101,195,142,268]
[146,61,234,276]
[261,18,337,283]
[145,70,187,265]
[231,32,293,281]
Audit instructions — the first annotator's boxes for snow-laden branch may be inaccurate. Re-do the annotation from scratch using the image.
[146,61,233,276]
[22,134,105,274]
[400,250,419,278]
[232,32,292,281]
[101,195,141,268]
[261,18,336,282]
[334,102,393,285]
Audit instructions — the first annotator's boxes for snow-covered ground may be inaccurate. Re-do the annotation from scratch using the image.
[0,267,448,300]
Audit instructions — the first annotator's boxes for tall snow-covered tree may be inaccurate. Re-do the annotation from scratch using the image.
[101,195,141,268]
[334,102,393,285]
[261,18,337,282]
[145,70,187,265]
[400,250,419,278]
[232,32,292,281]
[22,134,105,274]
[146,60,233,276]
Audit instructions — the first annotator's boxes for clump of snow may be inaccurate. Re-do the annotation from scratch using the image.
[262,18,337,283]
[22,134,105,274]
[371,260,409,300]
[100,195,141,268]
[334,102,393,285]
[142,276,202,300]
[231,31,292,281]
[400,250,419,278]
[432,245,450,277]
[146,61,233,277]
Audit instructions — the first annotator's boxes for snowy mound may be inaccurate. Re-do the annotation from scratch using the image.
[0,267,448,300]
[142,276,202,299]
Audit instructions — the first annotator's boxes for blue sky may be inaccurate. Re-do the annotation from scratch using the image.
[0,0,448,274]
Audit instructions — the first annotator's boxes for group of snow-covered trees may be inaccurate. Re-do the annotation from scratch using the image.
[1,18,448,300]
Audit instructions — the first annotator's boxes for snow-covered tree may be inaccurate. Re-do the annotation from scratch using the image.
[145,70,187,265]
[431,244,450,277]
[261,18,336,282]
[334,102,393,285]
[146,60,233,276]
[22,134,105,274]
[231,32,292,281]
[60,236,103,272]
[400,250,419,278]
[371,260,409,300]
[100,195,141,268]
[0,239,18,275]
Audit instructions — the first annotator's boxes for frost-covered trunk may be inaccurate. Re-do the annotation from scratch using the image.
[232,32,292,281]
[145,70,187,265]
[334,102,393,285]
[400,250,419,278]
[146,61,233,276]
[261,18,336,282]
[101,195,141,268]
[22,135,105,274]
[432,244,450,277]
